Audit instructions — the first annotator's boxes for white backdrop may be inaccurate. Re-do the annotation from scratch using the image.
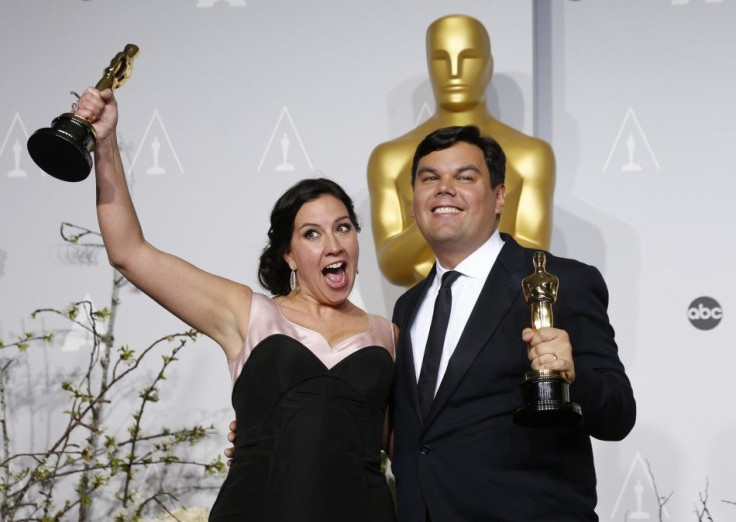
[544,2,736,520]
[0,0,733,519]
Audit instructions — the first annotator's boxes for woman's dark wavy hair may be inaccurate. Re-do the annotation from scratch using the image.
[258,178,361,296]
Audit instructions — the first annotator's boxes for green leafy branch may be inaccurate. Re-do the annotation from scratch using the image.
[0,222,225,521]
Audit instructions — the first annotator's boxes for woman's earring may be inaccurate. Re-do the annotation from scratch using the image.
[289,268,297,291]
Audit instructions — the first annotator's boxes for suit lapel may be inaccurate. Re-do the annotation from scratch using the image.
[423,236,528,429]
[398,266,436,425]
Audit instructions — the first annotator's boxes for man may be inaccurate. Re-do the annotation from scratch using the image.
[368,14,555,286]
[390,125,635,521]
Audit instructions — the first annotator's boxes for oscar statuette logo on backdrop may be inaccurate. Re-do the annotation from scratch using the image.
[257,106,314,173]
[1,114,31,179]
[414,101,433,126]
[60,292,97,352]
[611,452,670,520]
[129,110,184,176]
[603,107,660,173]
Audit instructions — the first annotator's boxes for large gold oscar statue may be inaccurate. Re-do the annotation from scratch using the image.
[367,15,556,286]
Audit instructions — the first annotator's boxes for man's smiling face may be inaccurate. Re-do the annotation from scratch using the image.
[411,141,505,268]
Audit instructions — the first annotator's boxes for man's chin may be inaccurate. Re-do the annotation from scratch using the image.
[426,233,463,251]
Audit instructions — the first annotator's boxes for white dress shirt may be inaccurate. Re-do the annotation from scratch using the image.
[410,231,505,395]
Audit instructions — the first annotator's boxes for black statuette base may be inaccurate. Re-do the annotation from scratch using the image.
[514,369,582,428]
[27,113,95,182]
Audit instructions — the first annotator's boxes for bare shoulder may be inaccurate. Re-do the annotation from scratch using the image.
[362,310,398,359]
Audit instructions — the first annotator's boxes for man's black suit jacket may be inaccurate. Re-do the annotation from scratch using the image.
[391,234,636,521]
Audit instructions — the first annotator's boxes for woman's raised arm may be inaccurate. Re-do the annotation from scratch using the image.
[77,87,251,360]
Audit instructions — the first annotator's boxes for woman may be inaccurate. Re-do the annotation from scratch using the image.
[76,87,397,522]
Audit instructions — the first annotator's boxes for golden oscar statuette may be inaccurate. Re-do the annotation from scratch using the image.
[367,15,556,287]
[514,251,582,428]
[27,44,140,182]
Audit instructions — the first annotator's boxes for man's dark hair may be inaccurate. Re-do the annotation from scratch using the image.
[411,125,506,187]
[258,177,360,296]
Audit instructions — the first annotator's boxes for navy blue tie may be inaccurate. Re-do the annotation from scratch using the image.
[417,270,461,421]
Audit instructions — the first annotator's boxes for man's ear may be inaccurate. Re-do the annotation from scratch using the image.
[494,184,506,215]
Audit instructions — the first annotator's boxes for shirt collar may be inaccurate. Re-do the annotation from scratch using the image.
[435,230,505,282]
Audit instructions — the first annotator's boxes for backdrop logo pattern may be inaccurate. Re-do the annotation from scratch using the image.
[415,101,433,125]
[196,0,246,7]
[129,110,184,176]
[610,451,671,519]
[257,106,313,172]
[0,113,31,178]
[603,107,660,173]
[61,293,96,352]
[687,296,722,330]
[672,0,723,5]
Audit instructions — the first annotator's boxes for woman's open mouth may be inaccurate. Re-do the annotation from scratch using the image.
[322,261,348,289]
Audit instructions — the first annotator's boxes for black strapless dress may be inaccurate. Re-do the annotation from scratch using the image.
[209,334,396,522]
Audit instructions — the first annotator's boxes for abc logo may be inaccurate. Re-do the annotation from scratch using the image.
[687,297,723,330]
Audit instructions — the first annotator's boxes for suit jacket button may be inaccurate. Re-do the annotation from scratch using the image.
[420,444,430,455]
